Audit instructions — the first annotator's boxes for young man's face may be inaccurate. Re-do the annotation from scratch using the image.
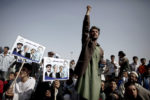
[20,67,29,78]
[9,74,15,80]
[90,29,99,40]
[4,48,8,53]
[46,66,51,72]
[122,72,128,78]
[127,85,138,99]
[141,59,146,65]
[17,44,22,49]
[110,81,117,91]
[111,56,115,62]
[133,58,138,63]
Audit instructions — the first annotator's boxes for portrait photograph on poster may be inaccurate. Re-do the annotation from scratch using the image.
[11,35,46,63]
[43,57,70,81]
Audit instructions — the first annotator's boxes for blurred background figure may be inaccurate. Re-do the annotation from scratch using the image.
[70,60,76,71]
[0,47,15,80]
[0,47,3,54]
[118,51,130,77]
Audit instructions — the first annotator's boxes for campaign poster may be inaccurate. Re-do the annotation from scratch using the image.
[43,57,70,81]
[11,35,45,63]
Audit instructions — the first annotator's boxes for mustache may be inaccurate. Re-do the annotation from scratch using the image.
[91,37,98,41]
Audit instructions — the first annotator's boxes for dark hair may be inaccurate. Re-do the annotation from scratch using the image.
[23,63,32,71]
[133,56,138,60]
[4,46,9,50]
[90,26,100,34]
[46,64,52,68]
[9,72,15,75]
[70,59,75,62]
[118,51,126,57]
[140,58,146,62]
[111,55,115,58]
[17,43,23,46]
[48,52,55,55]
[22,63,32,75]
[125,81,136,89]
[109,78,117,83]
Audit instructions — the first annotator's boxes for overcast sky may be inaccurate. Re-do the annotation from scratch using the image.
[0,0,150,63]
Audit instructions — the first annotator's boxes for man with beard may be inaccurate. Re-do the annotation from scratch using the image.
[74,5,104,100]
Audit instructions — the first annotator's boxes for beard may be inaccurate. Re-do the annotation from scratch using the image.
[90,34,98,41]
[91,37,98,41]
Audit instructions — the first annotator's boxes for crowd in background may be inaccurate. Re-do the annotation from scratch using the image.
[0,46,150,100]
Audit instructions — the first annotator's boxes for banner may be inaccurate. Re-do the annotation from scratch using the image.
[43,57,70,81]
[11,35,45,63]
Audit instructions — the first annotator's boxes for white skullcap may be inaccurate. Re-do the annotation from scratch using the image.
[130,71,138,78]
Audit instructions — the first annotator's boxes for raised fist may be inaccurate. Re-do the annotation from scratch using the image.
[87,5,92,12]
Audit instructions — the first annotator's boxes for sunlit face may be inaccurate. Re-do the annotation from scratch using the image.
[127,85,138,98]
[130,73,137,82]
[90,29,99,40]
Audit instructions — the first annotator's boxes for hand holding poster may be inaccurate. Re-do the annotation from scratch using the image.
[43,57,70,81]
[11,35,45,63]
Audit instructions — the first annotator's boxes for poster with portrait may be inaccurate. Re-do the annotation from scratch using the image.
[43,57,70,81]
[11,35,46,63]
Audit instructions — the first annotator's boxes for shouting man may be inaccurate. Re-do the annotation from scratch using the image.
[74,5,104,100]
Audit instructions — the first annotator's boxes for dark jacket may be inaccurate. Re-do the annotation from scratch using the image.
[49,73,60,78]
[13,48,22,55]
[45,72,52,77]
[74,15,103,77]
[25,53,31,59]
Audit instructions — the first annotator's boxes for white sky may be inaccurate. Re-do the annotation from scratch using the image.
[0,0,150,63]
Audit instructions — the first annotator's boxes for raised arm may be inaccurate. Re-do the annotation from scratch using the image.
[86,5,91,15]
[82,5,92,44]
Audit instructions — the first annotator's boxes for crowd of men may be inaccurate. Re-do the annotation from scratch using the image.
[0,46,150,100]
